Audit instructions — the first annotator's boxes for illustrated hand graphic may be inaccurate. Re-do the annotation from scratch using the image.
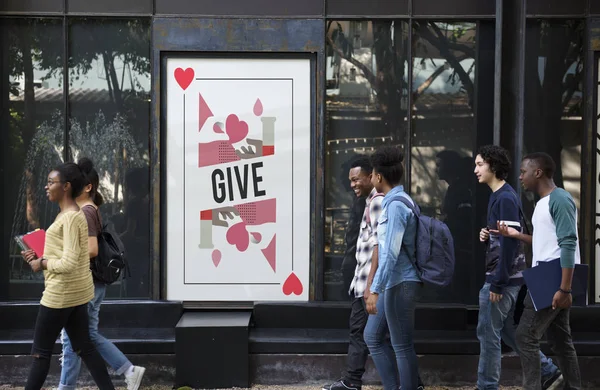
[212,207,240,227]
[235,139,263,159]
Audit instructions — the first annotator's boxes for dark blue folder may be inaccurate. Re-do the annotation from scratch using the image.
[522,258,588,311]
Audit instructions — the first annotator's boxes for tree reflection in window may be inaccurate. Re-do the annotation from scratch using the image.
[524,20,583,212]
[325,20,481,303]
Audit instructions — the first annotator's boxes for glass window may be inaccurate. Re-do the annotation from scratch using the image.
[324,20,410,300]
[411,22,478,303]
[1,18,64,301]
[68,18,151,298]
[523,20,583,216]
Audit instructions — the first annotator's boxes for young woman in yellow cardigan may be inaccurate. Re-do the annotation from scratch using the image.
[21,162,114,390]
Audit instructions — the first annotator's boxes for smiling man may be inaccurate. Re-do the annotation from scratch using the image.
[323,156,383,390]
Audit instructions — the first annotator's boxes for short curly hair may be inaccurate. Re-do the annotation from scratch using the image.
[350,156,373,175]
[477,145,511,180]
[523,152,556,178]
[370,146,405,185]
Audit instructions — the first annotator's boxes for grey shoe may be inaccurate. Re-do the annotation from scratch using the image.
[322,379,361,390]
[125,365,146,390]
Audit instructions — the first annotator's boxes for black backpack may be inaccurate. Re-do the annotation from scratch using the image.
[92,222,129,285]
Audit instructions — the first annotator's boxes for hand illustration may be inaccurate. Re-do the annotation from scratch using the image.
[212,207,240,227]
[235,139,263,159]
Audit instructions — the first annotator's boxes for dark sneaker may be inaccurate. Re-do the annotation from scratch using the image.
[322,379,361,390]
[399,386,425,390]
[542,370,564,390]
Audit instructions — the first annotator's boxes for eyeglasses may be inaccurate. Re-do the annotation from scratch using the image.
[46,179,63,186]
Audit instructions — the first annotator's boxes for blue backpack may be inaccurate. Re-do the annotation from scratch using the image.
[397,197,455,287]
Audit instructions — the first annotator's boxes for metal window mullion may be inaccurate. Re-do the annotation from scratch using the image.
[405,17,413,195]
[62,15,69,161]
[493,0,502,145]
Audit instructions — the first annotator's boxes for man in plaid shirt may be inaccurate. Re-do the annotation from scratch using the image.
[323,156,383,390]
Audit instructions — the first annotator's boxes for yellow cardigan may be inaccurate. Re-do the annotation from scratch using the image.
[41,210,94,309]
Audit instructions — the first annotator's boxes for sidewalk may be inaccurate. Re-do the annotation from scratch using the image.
[0,385,522,390]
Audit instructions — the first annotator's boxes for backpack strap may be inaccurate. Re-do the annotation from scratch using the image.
[392,197,422,278]
[396,196,420,217]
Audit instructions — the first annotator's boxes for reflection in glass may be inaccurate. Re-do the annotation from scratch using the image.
[524,20,583,213]
[68,18,151,298]
[325,20,410,300]
[411,22,477,303]
[2,18,64,300]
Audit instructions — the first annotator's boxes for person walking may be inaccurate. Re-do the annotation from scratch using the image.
[21,162,114,390]
[57,158,145,390]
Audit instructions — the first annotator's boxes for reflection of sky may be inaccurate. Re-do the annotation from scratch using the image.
[411,57,475,94]
[10,56,150,92]
[327,55,476,95]
[327,54,582,97]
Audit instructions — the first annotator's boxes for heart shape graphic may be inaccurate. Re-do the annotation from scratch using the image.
[174,67,194,90]
[226,222,250,252]
[250,232,262,244]
[225,114,249,144]
[282,272,303,296]
[212,249,222,267]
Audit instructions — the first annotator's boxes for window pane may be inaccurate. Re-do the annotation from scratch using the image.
[325,20,410,300]
[524,20,583,214]
[1,18,64,300]
[68,18,151,299]
[411,21,477,303]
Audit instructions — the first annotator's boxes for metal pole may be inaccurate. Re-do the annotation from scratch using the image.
[493,0,503,145]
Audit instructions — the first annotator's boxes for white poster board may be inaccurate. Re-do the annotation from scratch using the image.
[165,57,311,301]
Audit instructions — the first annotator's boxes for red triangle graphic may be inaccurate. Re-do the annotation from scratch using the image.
[199,93,214,132]
[261,234,276,273]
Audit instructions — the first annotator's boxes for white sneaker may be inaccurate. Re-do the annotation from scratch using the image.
[125,365,146,390]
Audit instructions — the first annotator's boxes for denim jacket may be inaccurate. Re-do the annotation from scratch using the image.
[370,186,420,294]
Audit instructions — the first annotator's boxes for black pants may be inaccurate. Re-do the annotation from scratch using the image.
[343,297,369,385]
[516,293,581,390]
[342,257,357,301]
[26,303,114,390]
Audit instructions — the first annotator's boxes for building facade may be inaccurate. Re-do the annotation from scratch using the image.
[1,0,600,386]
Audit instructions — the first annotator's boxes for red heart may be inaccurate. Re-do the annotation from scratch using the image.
[225,114,249,144]
[226,222,250,252]
[174,67,194,90]
[282,272,303,296]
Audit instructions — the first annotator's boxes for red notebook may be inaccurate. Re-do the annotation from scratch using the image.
[22,229,46,258]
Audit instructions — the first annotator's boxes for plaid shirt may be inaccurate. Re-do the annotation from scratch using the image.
[349,188,383,297]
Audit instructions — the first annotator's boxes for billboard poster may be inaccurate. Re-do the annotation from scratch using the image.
[165,57,311,301]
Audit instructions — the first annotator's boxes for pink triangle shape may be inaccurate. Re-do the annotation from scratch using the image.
[261,234,276,273]
[199,93,214,132]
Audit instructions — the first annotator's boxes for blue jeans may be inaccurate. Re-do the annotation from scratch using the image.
[477,283,558,390]
[365,282,420,390]
[59,282,132,390]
